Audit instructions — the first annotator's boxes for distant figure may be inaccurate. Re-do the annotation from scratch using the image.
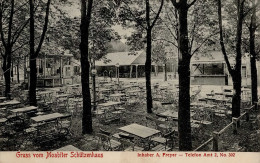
[109,70,113,81]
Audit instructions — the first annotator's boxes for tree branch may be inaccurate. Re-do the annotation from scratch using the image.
[217,0,233,76]
[188,0,197,8]
[153,38,178,48]
[35,0,51,57]
[191,30,219,56]
[13,1,28,15]
[0,5,7,49]
[151,0,164,28]
[171,0,180,8]
[7,0,14,47]
[189,22,196,54]
[11,18,30,46]
[243,0,260,18]
[121,2,147,30]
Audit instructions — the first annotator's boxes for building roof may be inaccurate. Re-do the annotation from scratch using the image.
[191,51,249,65]
[39,47,74,58]
[191,51,225,64]
[95,51,155,66]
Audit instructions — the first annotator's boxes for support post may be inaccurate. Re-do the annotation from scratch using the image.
[44,54,46,78]
[245,108,250,122]
[254,102,258,110]
[232,117,238,134]
[117,66,119,84]
[136,65,138,79]
[130,65,133,78]
[212,131,219,151]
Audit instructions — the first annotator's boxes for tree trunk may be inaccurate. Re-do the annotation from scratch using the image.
[232,75,241,118]
[80,0,93,134]
[3,49,11,98]
[145,27,153,113]
[249,2,258,104]
[231,0,244,118]
[164,63,167,81]
[177,4,192,151]
[29,0,37,106]
[250,55,258,103]
[29,57,37,106]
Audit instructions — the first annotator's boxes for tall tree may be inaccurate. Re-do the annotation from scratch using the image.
[80,0,93,134]
[217,0,252,119]
[170,0,197,151]
[29,0,51,106]
[0,0,29,98]
[118,0,164,113]
[145,0,164,113]
[248,0,258,104]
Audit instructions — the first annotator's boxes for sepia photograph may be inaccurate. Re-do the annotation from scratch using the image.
[0,0,259,160]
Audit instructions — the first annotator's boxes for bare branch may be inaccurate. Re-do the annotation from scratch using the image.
[171,0,180,8]
[217,0,233,75]
[121,1,147,30]
[13,1,28,15]
[189,23,196,53]
[11,18,30,46]
[7,0,14,46]
[191,31,219,56]
[35,0,51,56]
[0,6,7,49]
[188,0,197,8]
[125,6,147,30]
[153,38,178,48]
[151,0,164,28]
[243,0,260,18]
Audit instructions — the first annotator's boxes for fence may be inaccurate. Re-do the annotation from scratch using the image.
[194,102,258,151]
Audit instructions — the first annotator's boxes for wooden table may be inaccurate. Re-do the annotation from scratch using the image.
[97,88,111,93]
[190,102,204,107]
[11,106,38,114]
[0,118,7,123]
[104,83,115,87]
[55,145,81,151]
[127,90,141,93]
[31,113,65,123]
[110,93,126,97]
[55,94,70,98]
[68,84,80,87]
[0,100,21,107]
[109,93,126,102]
[159,110,195,119]
[204,104,217,109]
[119,123,160,139]
[98,101,122,107]
[37,91,54,95]
[0,97,7,101]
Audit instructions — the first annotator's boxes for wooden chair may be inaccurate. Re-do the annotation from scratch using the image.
[99,128,111,136]
[96,133,121,151]
[58,112,73,137]
[150,130,175,151]
[146,116,171,134]
[155,113,169,122]
[120,139,144,151]
[55,97,68,113]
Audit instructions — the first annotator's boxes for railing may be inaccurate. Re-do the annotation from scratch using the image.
[194,102,257,151]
